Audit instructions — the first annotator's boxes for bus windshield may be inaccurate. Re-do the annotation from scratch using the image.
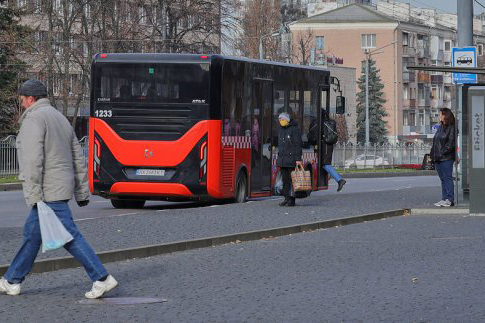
[93,63,210,104]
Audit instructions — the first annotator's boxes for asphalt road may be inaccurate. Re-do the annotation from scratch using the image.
[0,176,440,228]
[0,176,440,265]
[2,214,485,322]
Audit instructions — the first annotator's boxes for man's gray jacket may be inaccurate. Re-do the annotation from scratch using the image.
[16,98,89,206]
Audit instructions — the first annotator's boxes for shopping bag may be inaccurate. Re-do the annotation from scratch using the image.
[291,165,312,193]
[274,172,284,196]
[37,201,74,253]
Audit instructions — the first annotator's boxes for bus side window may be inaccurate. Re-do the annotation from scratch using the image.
[302,90,317,148]
[289,89,302,126]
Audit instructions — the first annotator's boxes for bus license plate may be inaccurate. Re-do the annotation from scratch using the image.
[136,169,165,176]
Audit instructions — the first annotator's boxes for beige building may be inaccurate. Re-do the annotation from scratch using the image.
[290,2,485,143]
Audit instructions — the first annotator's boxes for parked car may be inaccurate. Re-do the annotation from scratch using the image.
[344,154,390,169]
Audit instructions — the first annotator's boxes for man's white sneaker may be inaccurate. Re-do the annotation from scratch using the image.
[0,278,20,296]
[434,200,446,207]
[441,199,454,207]
[85,275,118,299]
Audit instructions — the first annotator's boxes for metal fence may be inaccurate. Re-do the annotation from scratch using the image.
[332,142,431,169]
[0,136,19,176]
[0,136,89,177]
[1,137,431,176]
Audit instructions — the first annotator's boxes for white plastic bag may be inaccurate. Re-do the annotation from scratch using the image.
[274,172,283,196]
[37,201,74,253]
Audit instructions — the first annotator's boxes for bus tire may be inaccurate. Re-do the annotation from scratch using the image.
[111,199,146,209]
[234,173,248,203]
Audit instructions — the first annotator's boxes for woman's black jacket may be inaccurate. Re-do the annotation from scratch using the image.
[430,123,456,162]
[277,120,302,168]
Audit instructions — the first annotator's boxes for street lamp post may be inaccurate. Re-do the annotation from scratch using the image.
[259,25,288,61]
[365,50,370,146]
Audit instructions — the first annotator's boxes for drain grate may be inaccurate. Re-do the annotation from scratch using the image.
[78,297,168,305]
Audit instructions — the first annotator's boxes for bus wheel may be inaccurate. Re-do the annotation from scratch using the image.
[235,173,248,203]
[111,199,146,209]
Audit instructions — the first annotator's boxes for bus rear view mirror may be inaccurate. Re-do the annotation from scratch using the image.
[336,96,345,114]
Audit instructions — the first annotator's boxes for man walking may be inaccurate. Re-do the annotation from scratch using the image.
[0,80,118,299]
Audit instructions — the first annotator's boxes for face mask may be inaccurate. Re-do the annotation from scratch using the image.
[279,119,289,127]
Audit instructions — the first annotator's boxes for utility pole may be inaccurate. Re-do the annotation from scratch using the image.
[365,50,370,146]
[457,0,473,204]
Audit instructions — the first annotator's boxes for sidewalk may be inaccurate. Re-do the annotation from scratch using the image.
[1,210,484,321]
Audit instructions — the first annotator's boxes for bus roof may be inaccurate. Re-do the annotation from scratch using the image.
[92,53,330,73]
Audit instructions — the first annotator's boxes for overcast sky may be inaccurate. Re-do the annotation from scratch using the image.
[375,0,485,14]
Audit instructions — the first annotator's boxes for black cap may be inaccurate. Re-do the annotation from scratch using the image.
[18,79,48,97]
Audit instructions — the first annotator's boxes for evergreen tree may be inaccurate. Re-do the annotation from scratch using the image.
[356,57,388,144]
[0,3,27,135]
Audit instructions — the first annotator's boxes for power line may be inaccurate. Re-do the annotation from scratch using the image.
[475,0,485,10]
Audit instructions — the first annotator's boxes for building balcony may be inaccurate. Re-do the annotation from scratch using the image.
[402,46,416,57]
[430,98,443,109]
[418,97,430,107]
[417,71,430,83]
[403,99,416,108]
[403,71,416,82]
[431,74,443,84]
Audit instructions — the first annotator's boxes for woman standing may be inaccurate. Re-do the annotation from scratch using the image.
[430,108,456,207]
[276,112,303,207]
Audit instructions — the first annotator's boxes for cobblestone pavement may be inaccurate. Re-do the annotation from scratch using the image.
[0,177,440,264]
[1,214,484,322]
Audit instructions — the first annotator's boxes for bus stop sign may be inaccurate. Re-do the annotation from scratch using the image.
[452,47,477,84]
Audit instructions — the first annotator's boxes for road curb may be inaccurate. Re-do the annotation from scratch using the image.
[411,208,470,215]
[0,209,408,276]
[343,170,435,178]
[0,183,22,191]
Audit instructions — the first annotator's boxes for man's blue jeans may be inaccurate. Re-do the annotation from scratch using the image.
[324,165,342,183]
[4,201,108,284]
[435,159,454,202]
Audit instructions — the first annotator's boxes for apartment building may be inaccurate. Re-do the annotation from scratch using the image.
[290,1,485,143]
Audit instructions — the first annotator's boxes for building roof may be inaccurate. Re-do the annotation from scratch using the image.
[297,3,396,24]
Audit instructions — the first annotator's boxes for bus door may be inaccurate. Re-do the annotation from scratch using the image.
[318,85,331,188]
[251,80,273,192]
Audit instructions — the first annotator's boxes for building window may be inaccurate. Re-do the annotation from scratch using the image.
[402,32,408,46]
[361,34,376,49]
[403,110,416,127]
[315,36,324,50]
[444,40,452,52]
[478,44,484,56]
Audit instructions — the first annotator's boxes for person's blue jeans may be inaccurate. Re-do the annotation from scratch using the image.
[324,165,342,183]
[4,201,108,284]
[435,160,454,202]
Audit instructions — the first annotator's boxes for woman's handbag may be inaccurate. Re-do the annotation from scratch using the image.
[37,201,74,252]
[291,164,312,192]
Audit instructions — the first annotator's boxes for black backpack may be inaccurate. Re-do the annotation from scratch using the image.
[323,119,338,145]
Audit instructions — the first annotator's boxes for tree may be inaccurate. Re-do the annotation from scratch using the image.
[0,3,27,135]
[239,0,282,60]
[291,28,313,65]
[334,114,349,143]
[356,57,388,144]
[281,1,306,25]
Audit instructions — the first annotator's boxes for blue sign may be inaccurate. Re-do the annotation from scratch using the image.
[431,124,440,134]
[452,47,477,84]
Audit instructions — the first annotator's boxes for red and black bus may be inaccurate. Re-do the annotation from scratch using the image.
[89,53,336,208]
